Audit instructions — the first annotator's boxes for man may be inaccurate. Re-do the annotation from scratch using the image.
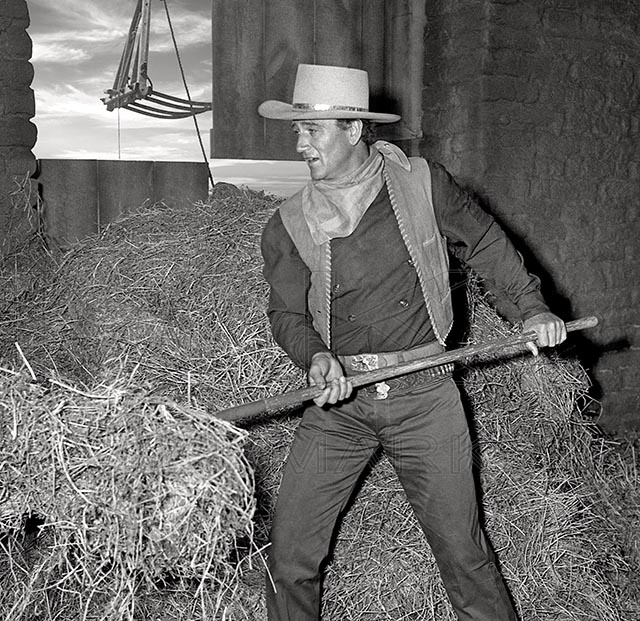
[258,63,566,621]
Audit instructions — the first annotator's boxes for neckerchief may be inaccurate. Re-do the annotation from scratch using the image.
[301,141,411,245]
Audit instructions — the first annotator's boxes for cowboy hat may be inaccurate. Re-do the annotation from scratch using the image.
[258,64,400,123]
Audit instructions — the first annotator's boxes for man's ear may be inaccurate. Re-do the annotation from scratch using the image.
[348,119,364,145]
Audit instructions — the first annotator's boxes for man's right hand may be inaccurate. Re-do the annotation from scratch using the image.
[308,352,353,407]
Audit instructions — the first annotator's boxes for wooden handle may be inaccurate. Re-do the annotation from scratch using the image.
[216,316,598,423]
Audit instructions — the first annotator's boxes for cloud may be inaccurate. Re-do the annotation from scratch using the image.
[29,0,209,66]
[33,84,111,122]
[29,0,131,34]
[149,14,211,53]
[32,42,92,64]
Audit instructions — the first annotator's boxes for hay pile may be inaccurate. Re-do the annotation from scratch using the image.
[0,195,302,406]
[1,189,638,620]
[0,193,295,620]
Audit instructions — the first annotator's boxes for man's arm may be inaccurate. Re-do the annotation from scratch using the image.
[261,211,329,368]
[430,162,566,353]
[261,212,352,405]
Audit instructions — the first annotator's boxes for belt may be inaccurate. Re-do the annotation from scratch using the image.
[338,341,444,372]
[338,342,454,400]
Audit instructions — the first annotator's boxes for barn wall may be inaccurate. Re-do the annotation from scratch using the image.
[0,0,37,252]
[422,0,640,432]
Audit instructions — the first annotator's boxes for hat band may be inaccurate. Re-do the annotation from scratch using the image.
[293,102,368,113]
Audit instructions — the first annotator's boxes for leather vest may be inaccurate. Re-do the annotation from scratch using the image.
[279,155,453,349]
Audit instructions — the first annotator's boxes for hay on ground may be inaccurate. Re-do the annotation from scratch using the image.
[0,366,255,620]
[242,285,639,621]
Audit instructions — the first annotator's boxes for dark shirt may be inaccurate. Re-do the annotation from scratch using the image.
[330,185,433,354]
[261,160,549,369]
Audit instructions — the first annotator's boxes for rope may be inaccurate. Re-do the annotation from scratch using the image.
[161,0,215,188]
[117,106,122,159]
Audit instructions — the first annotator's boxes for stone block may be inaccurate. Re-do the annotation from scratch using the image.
[0,58,33,86]
[0,117,37,148]
[0,25,31,59]
[0,0,29,21]
[0,86,35,117]
[599,391,640,432]
[0,147,35,172]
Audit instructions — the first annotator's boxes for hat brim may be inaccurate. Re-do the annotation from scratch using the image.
[258,100,400,124]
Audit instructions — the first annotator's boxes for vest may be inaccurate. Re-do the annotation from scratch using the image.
[279,154,453,349]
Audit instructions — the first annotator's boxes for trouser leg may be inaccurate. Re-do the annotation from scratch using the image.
[380,379,518,621]
[266,402,379,621]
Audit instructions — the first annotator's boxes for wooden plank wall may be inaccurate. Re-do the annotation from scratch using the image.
[211,0,426,160]
[37,160,209,250]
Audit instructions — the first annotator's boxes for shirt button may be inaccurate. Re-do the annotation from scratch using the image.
[347,314,356,322]
[333,283,341,292]
[399,299,409,308]
[407,258,414,266]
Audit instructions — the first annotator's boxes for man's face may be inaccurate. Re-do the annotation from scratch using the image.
[292,119,362,181]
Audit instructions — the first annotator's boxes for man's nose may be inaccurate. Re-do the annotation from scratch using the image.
[296,134,309,153]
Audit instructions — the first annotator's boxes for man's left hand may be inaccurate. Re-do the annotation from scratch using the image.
[522,312,567,356]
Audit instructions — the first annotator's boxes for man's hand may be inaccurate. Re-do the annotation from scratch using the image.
[522,312,567,356]
[308,352,353,407]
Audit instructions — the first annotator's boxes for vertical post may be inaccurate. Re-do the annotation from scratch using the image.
[38,160,99,250]
[382,0,426,152]
[211,0,265,158]
[0,0,38,253]
[97,160,153,229]
[314,0,364,66]
[262,0,315,159]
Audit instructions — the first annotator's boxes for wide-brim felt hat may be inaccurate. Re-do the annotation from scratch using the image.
[258,64,400,124]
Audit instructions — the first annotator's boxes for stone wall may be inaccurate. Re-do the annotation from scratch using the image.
[0,0,37,251]
[422,0,640,432]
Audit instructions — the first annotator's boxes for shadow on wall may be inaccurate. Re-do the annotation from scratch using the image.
[457,186,618,424]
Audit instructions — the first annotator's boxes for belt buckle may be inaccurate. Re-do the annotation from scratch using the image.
[373,381,390,400]
[350,353,379,372]
[350,355,390,399]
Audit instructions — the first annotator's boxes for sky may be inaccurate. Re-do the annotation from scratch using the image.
[27,0,306,197]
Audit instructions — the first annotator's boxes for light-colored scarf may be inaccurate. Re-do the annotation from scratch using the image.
[301,141,410,245]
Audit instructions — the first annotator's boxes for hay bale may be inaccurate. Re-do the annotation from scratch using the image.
[0,366,255,619]
[0,193,299,620]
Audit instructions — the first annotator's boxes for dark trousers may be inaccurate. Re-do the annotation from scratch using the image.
[265,378,518,621]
